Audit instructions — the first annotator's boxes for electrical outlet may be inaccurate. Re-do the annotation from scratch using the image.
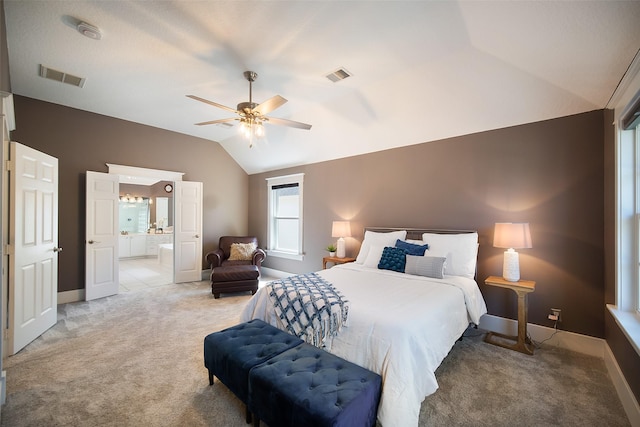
[548,308,562,322]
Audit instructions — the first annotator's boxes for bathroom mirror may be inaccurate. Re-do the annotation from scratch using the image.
[155,197,172,232]
[119,198,150,234]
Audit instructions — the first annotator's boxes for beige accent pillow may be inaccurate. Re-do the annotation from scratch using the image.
[228,242,257,261]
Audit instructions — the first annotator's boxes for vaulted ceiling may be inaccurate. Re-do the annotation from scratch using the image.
[4,1,640,174]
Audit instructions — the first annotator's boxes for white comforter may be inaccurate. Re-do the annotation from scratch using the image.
[240,263,487,427]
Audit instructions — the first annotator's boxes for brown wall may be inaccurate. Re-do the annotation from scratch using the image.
[11,96,249,292]
[249,110,605,339]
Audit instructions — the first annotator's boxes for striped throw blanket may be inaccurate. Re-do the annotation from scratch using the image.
[267,273,349,348]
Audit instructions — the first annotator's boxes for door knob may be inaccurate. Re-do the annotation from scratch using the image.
[53,247,63,252]
[194,234,200,238]
[87,240,100,244]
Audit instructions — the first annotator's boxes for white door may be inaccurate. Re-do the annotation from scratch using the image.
[174,181,202,283]
[85,171,119,300]
[8,142,59,355]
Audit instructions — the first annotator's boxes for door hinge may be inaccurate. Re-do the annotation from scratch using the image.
[4,159,12,172]
[3,244,13,255]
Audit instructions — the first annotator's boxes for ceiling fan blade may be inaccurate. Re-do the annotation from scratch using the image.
[254,95,287,116]
[186,95,237,114]
[194,117,237,126]
[266,116,312,130]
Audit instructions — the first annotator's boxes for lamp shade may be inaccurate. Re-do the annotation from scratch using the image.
[331,221,352,238]
[493,223,532,249]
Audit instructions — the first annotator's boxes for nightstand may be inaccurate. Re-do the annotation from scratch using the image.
[323,256,356,269]
[484,275,536,355]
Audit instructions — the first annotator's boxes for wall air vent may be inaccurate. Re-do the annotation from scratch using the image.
[39,64,86,88]
[326,68,352,83]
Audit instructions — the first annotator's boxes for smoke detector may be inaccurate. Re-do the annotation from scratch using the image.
[77,21,102,40]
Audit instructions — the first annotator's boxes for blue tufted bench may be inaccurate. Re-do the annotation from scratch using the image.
[203,319,303,423]
[248,342,382,427]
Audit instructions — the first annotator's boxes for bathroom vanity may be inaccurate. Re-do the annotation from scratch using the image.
[119,233,173,259]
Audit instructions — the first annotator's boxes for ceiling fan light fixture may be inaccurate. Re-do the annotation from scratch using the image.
[239,118,265,146]
[187,70,311,148]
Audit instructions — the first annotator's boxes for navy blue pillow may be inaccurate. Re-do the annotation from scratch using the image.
[378,246,407,273]
[395,239,429,256]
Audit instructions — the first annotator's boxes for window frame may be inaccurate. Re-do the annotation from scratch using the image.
[266,173,304,261]
[610,95,640,356]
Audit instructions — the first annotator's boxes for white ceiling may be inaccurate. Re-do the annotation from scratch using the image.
[4,1,640,174]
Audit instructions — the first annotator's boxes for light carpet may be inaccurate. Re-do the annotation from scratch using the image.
[0,280,630,427]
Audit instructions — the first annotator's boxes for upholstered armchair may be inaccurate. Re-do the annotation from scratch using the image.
[206,236,266,272]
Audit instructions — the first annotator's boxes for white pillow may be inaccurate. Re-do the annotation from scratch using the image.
[355,230,408,264]
[422,232,478,279]
[363,244,385,268]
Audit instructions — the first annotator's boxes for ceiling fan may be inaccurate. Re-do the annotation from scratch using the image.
[187,71,312,143]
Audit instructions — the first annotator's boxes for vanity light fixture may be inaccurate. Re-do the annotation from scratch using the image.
[120,194,147,204]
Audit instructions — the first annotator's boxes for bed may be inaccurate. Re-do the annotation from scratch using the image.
[240,228,487,427]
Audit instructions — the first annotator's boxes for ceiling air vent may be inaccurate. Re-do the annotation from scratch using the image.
[326,68,352,83]
[39,64,86,88]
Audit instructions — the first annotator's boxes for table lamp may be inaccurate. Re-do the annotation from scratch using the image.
[493,222,532,282]
[331,221,351,258]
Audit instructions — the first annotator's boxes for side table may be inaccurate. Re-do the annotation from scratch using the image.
[322,256,356,269]
[483,275,536,355]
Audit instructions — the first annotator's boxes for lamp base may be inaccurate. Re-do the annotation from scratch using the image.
[503,249,520,282]
[336,237,346,258]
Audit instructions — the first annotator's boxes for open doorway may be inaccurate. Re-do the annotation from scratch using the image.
[118,181,174,292]
[86,164,202,301]
[106,163,185,295]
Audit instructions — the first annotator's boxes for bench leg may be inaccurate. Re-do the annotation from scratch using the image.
[208,370,214,386]
[245,406,252,424]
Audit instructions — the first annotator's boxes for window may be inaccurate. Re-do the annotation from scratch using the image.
[267,173,304,260]
[611,89,640,355]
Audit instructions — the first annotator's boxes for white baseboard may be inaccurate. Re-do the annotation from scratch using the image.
[478,314,604,357]
[605,343,640,427]
[480,314,639,426]
[59,270,212,304]
[57,289,84,304]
